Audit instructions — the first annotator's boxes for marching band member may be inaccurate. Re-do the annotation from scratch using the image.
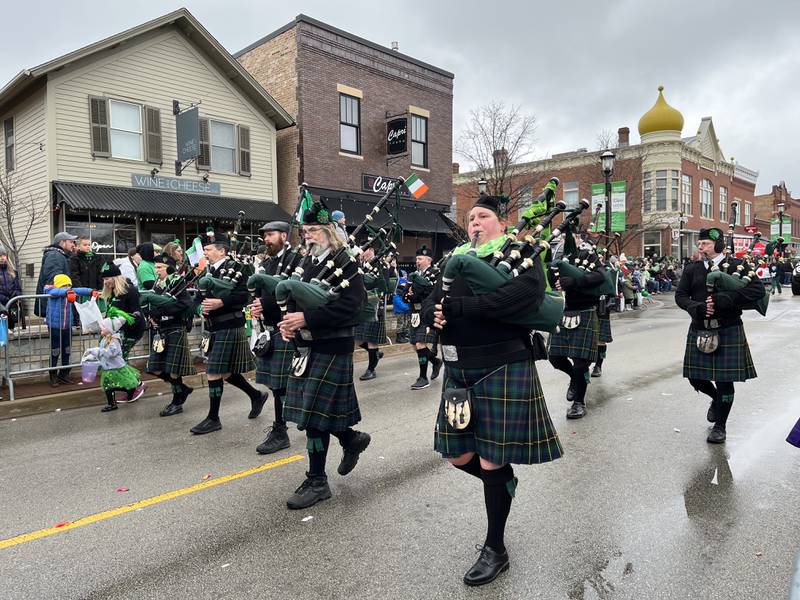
[191,231,267,435]
[423,194,563,587]
[250,221,296,455]
[406,245,442,390]
[355,247,387,381]
[592,250,615,378]
[675,228,764,443]
[279,202,371,509]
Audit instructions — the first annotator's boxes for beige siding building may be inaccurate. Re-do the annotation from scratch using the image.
[0,9,293,292]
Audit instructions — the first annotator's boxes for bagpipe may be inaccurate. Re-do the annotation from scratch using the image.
[438,194,592,333]
[195,210,252,301]
[549,241,617,297]
[275,178,407,325]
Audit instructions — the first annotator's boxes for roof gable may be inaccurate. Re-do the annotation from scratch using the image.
[694,117,726,163]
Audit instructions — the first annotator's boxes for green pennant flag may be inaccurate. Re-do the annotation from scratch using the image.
[296,190,314,225]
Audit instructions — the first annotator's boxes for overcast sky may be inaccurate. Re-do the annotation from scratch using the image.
[2,0,798,195]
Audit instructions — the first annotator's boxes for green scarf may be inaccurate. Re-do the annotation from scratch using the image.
[452,235,510,258]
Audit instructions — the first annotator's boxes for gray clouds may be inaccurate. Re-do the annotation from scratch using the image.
[2,0,798,192]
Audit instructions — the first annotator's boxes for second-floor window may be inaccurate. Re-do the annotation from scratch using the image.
[681,174,692,214]
[671,170,679,211]
[655,170,667,211]
[3,117,13,172]
[744,202,751,225]
[700,178,713,219]
[719,186,728,223]
[210,120,236,173]
[109,100,142,161]
[564,181,579,209]
[340,94,360,154]
[411,115,428,168]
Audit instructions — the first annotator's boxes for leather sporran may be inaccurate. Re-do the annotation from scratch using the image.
[200,332,213,355]
[410,313,421,328]
[443,387,474,430]
[251,330,274,358]
[529,331,549,362]
[562,313,581,329]
[696,329,719,354]
[152,333,165,354]
[291,346,310,377]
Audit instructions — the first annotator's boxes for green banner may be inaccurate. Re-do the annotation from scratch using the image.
[770,216,792,242]
[589,181,626,232]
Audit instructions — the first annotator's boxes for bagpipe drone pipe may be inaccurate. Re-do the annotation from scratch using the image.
[706,260,769,317]
[549,243,618,297]
[438,197,593,333]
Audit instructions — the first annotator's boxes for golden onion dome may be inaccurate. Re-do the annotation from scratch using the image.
[638,86,684,135]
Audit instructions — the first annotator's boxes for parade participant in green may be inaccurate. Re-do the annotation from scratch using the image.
[406,245,442,390]
[423,194,563,587]
[675,227,764,443]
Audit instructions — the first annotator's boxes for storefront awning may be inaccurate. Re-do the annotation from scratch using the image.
[306,186,450,234]
[54,181,291,223]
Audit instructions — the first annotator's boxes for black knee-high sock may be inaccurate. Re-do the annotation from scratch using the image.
[226,373,260,401]
[571,358,590,403]
[306,428,330,476]
[481,464,516,553]
[358,341,369,351]
[549,356,573,377]
[689,378,717,401]
[207,379,224,420]
[416,349,429,379]
[273,389,285,424]
[156,372,171,383]
[596,344,607,368]
[331,428,356,447]
[169,376,184,403]
[453,454,482,480]
[713,382,735,429]
[105,390,116,406]
[367,348,379,371]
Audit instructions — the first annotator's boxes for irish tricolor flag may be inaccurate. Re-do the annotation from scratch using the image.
[404,173,429,199]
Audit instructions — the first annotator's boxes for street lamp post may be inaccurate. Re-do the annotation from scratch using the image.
[600,151,615,247]
[477,178,488,197]
[777,202,786,257]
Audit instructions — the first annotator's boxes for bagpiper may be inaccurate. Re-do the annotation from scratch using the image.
[278,200,371,509]
[423,194,563,587]
[355,247,388,380]
[190,230,267,435]
[591,250,616,377]
[675,227,764,443]
[249,221,297,454]
[405,245,442,390]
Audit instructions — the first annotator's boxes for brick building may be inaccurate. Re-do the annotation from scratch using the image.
[754,181,797,253]
[236,15,456,260]
[453,86,760,260]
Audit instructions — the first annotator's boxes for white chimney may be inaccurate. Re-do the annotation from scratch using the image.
[391,41,399,51]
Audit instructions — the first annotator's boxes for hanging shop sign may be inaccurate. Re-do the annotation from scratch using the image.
[361,174,410,198]
[386,118,408,155]
[131,174,221,196]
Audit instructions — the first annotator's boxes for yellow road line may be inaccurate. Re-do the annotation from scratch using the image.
[0,454,304,551]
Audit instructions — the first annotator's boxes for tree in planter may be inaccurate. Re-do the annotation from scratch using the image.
[455,101,537,217]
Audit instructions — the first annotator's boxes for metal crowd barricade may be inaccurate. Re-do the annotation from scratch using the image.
[1,294,206,402]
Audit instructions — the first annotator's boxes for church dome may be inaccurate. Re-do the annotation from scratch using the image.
[638,86,684,136]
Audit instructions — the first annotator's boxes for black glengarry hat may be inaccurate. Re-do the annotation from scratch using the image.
[203,229,230,249]
[699,228,724,241]
[472,195,503,215]
[302,196,332,225]
[100,261,122,278]
[415,245,431,258]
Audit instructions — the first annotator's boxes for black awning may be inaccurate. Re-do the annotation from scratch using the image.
[54,181,291,223]
[306,186,448,234]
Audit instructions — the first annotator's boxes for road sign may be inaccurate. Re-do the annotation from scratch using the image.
[744,225,759,234]
[672,229,680,240]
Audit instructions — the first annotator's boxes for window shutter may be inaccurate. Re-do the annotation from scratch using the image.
[237,125,251,176]
[197,118,211,170]
[88,96,110,157]
[144,106,162,164]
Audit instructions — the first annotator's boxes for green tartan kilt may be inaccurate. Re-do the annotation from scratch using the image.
[409,315,437,345]
[354,304,386,345]
[284,352,361,432]
[146,328,197,377]
[683,325,757,382]
[256,334,293,391]
[206,326,255,375]
[598,314,613,344]
[101,364,141,391]
[434,359,563,465]
[548,309,599,362]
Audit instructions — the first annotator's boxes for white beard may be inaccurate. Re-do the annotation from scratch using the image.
[309,241,330,257]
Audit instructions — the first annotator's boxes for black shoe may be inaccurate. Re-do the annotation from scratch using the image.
[248,391,268,419]
[57,372,75,385]
[190,418,222,435]
[395,336,409,344]
[463,545,510,587]
[430,357,443,380]
[591,365,602,378]
[411,377,430,390]
[338,431,371,476]
[359,369,376,381]
[707,426,726,444]
[566,384,576,402]
[159,403,183,417]
[706,401,716,423]
[566,401,586,419]
[256,422,290,455]
[286,473,332,510]
[101,402,118,413]
[49,372,60,387]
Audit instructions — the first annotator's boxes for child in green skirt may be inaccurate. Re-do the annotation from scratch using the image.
[83,317,145,412]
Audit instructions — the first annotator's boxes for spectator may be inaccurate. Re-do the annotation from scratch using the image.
[393,270,410,343]
[99,262,146,359]
[331,210,348,244]
[114,248,140,287]
[0,245,22,328]
[255,245,268,272]
[162,241,187,275]
[35,231,77,318]
[45,274,93,386]
[69,236,103,290]
[135,242,159,290]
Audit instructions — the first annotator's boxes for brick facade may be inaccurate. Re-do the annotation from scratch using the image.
[236,15,454,259]
[754,182,798,248]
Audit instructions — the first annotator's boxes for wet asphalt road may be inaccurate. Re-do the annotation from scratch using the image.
[1,293,799,600]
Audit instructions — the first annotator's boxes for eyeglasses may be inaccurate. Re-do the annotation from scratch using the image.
[302,226,322,235]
